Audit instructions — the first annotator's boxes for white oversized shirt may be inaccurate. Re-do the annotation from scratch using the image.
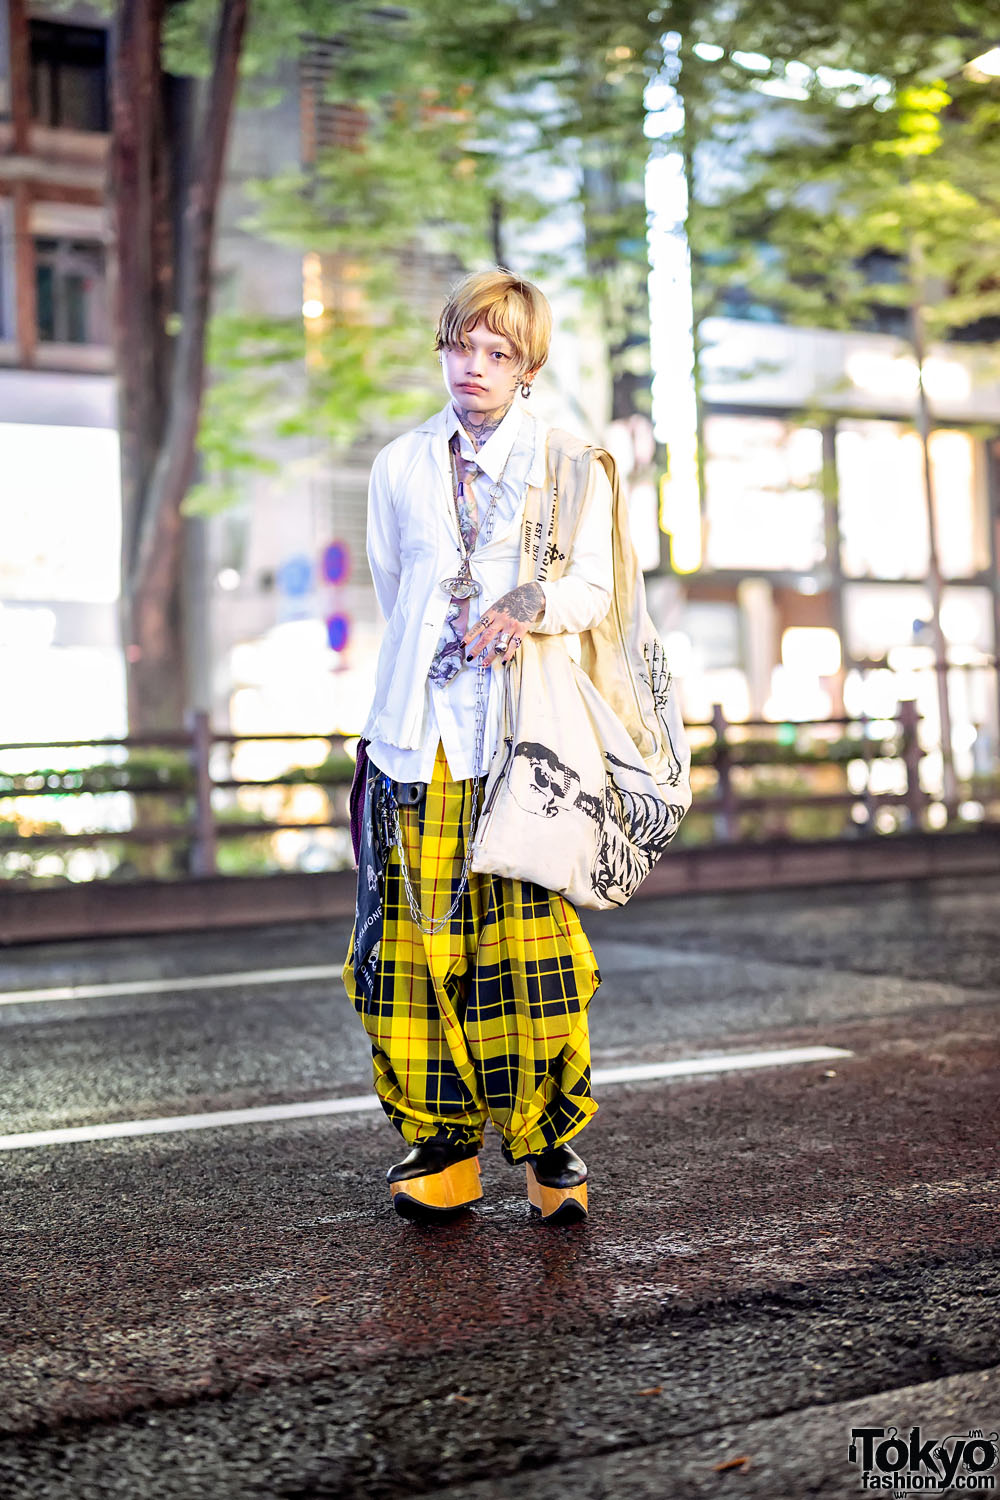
[363,397,614,782]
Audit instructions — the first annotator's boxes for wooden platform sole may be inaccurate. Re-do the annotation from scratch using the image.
[389,1156,482,1218]
[526,1163,589,1222]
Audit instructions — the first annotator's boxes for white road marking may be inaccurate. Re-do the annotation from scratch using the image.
[0,1046,852,1151]
[0,947,799,1007]
[592,1046,850,1084]
[0,964,342,1007]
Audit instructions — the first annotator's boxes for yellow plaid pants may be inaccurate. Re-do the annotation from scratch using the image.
[342,741,601,1161]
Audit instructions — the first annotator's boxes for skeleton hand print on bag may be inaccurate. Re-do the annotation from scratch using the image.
[643,638,685,788]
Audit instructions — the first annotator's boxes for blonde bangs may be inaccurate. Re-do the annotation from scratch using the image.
[435,270,552,374]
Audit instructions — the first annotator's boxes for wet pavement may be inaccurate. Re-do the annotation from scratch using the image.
[0,872,998,1498]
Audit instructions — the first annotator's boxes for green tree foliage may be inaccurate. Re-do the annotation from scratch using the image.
[121,0,1000,571]
[185,82,501,514]
[670,6,1000,344]
[186,0,683,511]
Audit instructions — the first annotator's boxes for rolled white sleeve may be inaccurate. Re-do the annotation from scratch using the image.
[534,457,614,635]
[365,445,401,621]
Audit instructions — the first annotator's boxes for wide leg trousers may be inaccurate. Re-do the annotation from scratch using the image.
[342,741,601,1161]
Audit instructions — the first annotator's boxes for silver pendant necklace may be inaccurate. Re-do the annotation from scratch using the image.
[439,434,511,600]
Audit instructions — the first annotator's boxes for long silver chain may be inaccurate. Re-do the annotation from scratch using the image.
[451,437,509,550]
[389,654,490,934]
[393,427,497,934]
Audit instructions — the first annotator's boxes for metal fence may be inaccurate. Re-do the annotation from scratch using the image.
[0,699,988,884]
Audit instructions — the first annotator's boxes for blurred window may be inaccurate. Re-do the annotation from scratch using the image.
[844,582,994,664]
[703,414,825,571]
[843,583,997,774]
[30,21,108,132]
[928,430,990,578]
[837,421,987,580]
[35,238,108,345]
[683,600,742,671]
[0,422,121,604]
[837,420,929,579]
[843,582,933,662]
[855,250,909,337]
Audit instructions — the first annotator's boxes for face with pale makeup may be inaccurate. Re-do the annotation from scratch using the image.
[439,321,539,429]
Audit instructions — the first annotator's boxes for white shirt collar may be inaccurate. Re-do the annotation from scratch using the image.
[419,396,547,488]
[436,396,547,489]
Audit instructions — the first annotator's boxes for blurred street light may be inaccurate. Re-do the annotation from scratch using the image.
[965,46,1000,80]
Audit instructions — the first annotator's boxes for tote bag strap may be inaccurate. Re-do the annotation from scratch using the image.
[518,429,594,588]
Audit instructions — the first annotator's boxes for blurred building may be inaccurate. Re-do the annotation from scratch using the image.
[5,5,996,797]
[0,0,121,746]
[646,115,1000,794]
[0,3,615,756]
[652,302,1000,795]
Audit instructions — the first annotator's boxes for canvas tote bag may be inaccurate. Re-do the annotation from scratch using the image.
[470,433,691,910]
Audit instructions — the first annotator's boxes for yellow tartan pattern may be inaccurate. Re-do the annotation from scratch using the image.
[342,741,601,1160]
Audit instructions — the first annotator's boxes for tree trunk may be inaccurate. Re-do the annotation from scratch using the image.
[110,0,248,737]
[109,0,247,876]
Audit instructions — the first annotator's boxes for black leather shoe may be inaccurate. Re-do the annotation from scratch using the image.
[526,1142,588,1187]
[386,1138,480,1183]
[524,1143,588,1222]
[386,1138,482,1220]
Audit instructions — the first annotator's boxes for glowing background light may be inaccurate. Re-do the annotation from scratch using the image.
[781,626,842,676]
[846,352,918,399]
[846,351,972,402]
[0,423,120,601]
[302,252,325,345]
[732,50,771,72]
[966,47,1000,78]
[922,357,972,402]
[645,47,703,576]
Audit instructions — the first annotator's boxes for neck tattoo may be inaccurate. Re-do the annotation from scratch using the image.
[454,396,514,451]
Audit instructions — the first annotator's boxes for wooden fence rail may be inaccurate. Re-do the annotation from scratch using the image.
[0,699,947,882]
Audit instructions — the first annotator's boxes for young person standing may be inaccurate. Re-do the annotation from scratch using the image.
[342,269,617,1224]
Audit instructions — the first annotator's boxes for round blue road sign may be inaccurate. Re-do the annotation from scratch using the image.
[326,613,350,652]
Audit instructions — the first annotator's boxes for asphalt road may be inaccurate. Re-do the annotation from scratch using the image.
[0,872,998,1500]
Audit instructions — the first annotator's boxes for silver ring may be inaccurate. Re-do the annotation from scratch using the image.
[493,632,511,653]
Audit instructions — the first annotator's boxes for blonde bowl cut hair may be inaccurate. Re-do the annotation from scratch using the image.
[435,268,552,377]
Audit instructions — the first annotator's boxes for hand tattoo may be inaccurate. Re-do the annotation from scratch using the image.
[490,583,544,625]
[454,397,515,451]
[462,582,545,664]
